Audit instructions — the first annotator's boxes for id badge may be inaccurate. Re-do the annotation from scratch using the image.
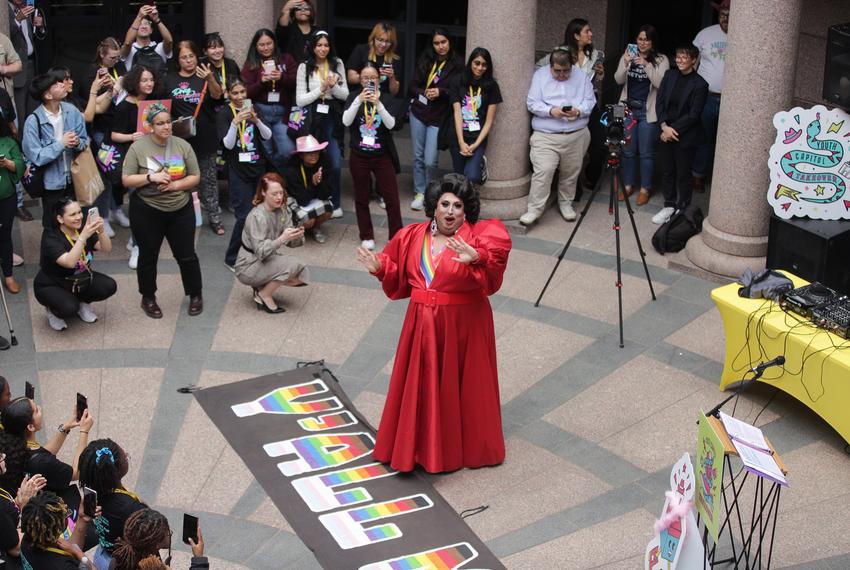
[267,91,281,103]
[238,152,253,163]
[316,103,330,114]
[362,136,376,147]
[467,121,481,132]
[418,94,428,106]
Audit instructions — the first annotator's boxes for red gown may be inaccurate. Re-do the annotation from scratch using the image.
[371,219,512,473]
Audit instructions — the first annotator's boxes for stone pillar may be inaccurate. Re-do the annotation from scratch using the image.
[686,0,803,277]
[466,0,537,219]
[205,0,274,67]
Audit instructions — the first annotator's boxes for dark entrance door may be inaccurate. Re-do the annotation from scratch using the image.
[37,0,204,79]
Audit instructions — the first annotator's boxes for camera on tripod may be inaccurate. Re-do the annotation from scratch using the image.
[604,103,627,148]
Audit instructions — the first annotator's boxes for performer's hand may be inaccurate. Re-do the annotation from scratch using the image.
[356,247,381,273]
[447,235,480,265]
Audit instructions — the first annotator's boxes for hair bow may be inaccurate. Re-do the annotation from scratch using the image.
[654,491,693,534]
[95,447,115,465]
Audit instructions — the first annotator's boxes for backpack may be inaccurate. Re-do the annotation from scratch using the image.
[651,204,704,254]
[133,44,166,76]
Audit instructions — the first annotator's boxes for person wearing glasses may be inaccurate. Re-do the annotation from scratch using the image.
[276,0,318,61]
[692,0,730,192]
[346,22,402,97]
[614,25,669,206]
[520,49,595,226]
[121,103,203,319]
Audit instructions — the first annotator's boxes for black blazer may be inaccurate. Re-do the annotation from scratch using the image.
[655,69,708,149]
[7,3,35,88]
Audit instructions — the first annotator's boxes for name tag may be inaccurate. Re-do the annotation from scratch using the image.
[316,103,330,114]
[467,121,481,132]
[267,91,281,103]
[418,94,428,106]
[238,152,253,163]
[362,136,376,147]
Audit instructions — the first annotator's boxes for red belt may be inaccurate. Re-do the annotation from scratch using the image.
[410,289,482,307]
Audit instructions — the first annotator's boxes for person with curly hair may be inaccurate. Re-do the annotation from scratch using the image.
[356,173,512,473]
[20,491,94,568]
[112,508,207,570]
[0,432,47,567]
[78,439,145,570]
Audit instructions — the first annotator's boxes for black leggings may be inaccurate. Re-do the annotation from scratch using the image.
[129,193,202,298]
[0,194,15,277]
[33,271,117,319]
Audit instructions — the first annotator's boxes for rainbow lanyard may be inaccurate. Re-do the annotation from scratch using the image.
[419,231,442,288]
[229,103,247,150]
[363,102,376,130]
[62,229,91,269]
[468,86,481,116]
[426,60,445,88]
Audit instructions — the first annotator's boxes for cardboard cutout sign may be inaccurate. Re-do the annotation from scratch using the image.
[768,105,850,220]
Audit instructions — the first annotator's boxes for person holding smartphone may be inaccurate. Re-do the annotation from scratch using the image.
[216,79,273,269]
[234,172,307,314]
[20,491,96,569]
[111,508,206,570]
[346,22,402,97]
[614,24,669,206]
[276,0,318,61]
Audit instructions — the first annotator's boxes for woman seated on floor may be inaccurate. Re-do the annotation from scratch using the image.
[234,172,308,314]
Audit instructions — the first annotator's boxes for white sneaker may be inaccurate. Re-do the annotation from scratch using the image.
[652,207,676,225]
[110,208,131,228]
[361,239,375,251]
[46,309,67,331]
[410,193,424,210]
[12,253,23,266]
[129,245,139,270]
[519,211,538,226]
[126,237,135,251]
[560,204,577,222]
[102,218,116,238]
[331,208,343,219]
[377,196,386,209]
[77,302,97,323]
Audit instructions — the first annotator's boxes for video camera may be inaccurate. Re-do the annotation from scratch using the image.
[604,103,627,148]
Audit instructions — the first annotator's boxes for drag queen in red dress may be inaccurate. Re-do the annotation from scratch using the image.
[356,173,512,473]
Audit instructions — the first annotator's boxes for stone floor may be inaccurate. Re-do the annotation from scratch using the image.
[1,143,848,569]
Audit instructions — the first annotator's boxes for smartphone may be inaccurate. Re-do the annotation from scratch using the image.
[25,381,35,400]
[97,67,108,77]
[182,513,199,545]
[561,105,572,112]
[627,43,639,57]
[82,486,97,517]
[242,98,252,111]
[594,50,605,66]
[262,60,276,74]
[76,393,88,422]
[88,206,99,221]
[364,80,375,93]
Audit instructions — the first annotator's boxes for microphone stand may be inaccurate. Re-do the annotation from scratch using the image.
[704,368,767,419]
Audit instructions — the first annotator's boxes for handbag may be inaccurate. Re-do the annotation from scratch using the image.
[64,270,92,294]
[71,144,105,206]
[172,81,208,139]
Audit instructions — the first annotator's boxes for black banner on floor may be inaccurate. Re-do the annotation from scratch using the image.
[194,366,505,570]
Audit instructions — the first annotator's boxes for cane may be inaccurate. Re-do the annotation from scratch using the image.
[0,282,17,346]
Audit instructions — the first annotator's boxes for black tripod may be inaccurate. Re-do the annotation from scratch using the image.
[535,134,656,348]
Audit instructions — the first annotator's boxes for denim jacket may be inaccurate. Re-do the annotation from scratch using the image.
[22,102,89,191]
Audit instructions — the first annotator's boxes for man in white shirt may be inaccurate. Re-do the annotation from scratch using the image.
[521,49,596,225]
[692,0,729,190]
[120,3,173,71]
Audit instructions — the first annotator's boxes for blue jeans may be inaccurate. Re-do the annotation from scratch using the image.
[409,113,440,195]
[319,115,342,209]
[450,140,488,184]
[93,545,112,570]
[621,109,659,189]
[692,92,721,178]
[255,102,295,172]
[225,170,258,266]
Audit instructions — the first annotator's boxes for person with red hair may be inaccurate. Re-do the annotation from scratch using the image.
[233,173,307,313]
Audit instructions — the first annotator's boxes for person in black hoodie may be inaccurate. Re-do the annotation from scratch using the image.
[652,43,708,225]
[342,62,402,252]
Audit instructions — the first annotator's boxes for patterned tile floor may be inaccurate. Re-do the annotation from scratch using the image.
[1,147,848,569]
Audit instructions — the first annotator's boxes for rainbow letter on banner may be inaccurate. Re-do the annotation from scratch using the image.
[292,462,398,512]
[359,542,480,570]
[319,494,434,549]
[298,411,358,432]
[231,381,342,417]
[263,432,375,476]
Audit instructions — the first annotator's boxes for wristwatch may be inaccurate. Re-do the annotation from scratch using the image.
[57,423,71,435]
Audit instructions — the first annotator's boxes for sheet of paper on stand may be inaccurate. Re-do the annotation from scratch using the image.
[720,412,788,486]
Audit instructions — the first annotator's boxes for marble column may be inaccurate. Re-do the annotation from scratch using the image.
[686,0,803,277]
[465,0,537,219]
[205,0,273,67]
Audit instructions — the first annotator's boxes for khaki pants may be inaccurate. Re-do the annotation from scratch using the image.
[527,129,590,217]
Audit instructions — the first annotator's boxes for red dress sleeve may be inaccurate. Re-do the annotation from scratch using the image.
[373,223,423,300]
[465,219,512,295]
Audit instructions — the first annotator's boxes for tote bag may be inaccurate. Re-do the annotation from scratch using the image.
[71,144,105,206]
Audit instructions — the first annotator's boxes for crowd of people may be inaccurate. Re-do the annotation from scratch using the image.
[0,375,209,568]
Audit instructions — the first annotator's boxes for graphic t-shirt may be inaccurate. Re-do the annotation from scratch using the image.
[164,72,221,155]
[693,24,727,93]
[451,80,503,143]
[627,62,651,104]
[122,135,200,212]
[39,229,98,283]
[216,105,266,180]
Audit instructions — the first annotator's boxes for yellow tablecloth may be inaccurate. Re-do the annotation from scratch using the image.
[711,274,850,445]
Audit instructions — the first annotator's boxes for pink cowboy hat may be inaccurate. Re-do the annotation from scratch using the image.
[295,135,328,153]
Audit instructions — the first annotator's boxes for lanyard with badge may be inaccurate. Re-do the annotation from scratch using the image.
[229,103,253,163]
[61,229,92,272]
[264,59,281,103]
[362,102,377,147]
[466,85,481,132]
[419,60,445,106]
